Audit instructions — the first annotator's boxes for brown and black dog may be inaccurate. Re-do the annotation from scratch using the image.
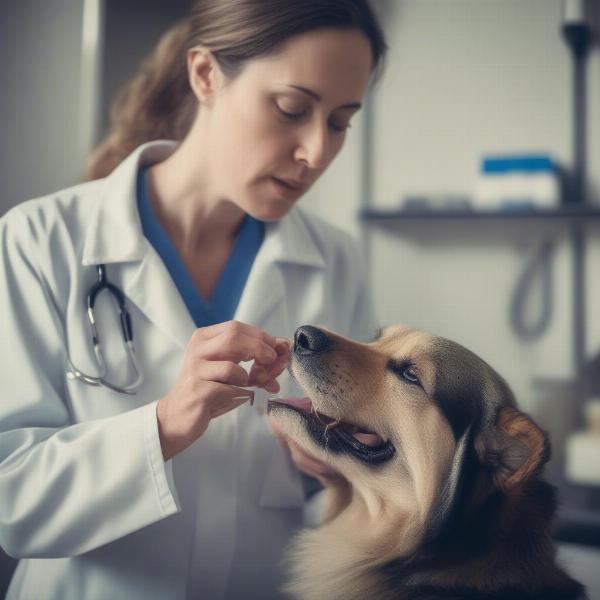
[268,325,586,600]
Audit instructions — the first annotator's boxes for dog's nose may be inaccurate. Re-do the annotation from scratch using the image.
[294,325,331,355]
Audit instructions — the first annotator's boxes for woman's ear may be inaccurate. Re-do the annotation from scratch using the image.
[187,48,223,104]
[475,406,550,494]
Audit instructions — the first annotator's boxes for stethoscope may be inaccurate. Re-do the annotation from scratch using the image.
[65,264,143,395]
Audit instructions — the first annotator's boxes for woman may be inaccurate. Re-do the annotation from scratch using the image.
[0,1,386,598]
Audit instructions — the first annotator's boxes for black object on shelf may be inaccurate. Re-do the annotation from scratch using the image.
[562,7,591,207]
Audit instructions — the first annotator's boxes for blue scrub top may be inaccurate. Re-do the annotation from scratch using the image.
[137,168,265,327]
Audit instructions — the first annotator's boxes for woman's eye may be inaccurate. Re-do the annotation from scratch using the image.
[329,120,351,133]
[276,103,350,133]
[276,104,307,121]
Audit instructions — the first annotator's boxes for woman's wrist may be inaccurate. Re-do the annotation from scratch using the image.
[156,397,185,461]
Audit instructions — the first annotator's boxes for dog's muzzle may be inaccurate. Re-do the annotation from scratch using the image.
[268,326,396,465]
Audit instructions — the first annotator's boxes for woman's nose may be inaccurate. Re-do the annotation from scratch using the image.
[294,325,331,355]
[294,123,330,170]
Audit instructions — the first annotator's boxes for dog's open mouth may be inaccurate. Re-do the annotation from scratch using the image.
[268,397,396,465]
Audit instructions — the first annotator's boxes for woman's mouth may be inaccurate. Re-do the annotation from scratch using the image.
[270,176,306,198]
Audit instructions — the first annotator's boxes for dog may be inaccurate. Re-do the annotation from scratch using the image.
[267,325,586,600]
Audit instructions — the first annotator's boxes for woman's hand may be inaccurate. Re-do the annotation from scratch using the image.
[247,337,291,392]
[157,321,290,461]
[267,414,343,485]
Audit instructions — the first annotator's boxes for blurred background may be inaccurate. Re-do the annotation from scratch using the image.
[1,0,599,597]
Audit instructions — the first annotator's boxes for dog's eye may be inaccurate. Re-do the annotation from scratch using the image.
[402,366,420,385]
[388,360,421,386]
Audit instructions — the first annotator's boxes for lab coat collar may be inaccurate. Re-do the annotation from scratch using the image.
[261,207,325,269]
[82,140,177,266]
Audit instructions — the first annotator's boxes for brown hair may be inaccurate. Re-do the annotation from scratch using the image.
[85,0,387,181]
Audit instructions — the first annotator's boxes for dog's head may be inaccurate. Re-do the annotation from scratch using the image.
[268,324,550,561]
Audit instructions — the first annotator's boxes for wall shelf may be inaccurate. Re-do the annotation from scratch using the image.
[360,206,600,222]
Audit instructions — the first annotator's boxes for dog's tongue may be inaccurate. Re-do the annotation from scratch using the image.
[274,396,313,414]
[352,431,384,446]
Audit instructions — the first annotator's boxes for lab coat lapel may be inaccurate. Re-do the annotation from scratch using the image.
[233,242,287,332]
[124,249,196,349]
[233,207,325,332]
[82,141,195,350]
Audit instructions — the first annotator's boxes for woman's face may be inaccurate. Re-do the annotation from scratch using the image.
[195,27,374,221]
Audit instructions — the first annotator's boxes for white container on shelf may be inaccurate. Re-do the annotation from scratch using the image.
[565,398,600,486]
[473,153,560,211]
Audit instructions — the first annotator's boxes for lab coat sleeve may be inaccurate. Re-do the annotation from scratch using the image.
[0,210,180,559]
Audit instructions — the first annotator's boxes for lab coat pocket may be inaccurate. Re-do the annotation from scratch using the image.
[258,438,305,509]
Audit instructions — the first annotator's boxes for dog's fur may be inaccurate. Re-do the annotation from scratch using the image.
[268,325,586,600]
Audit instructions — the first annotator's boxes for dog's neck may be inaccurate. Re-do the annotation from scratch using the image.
[285,485,424,600]
[284,527,392,600]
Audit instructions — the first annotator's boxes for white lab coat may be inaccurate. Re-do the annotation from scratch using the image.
[0,141,377,600]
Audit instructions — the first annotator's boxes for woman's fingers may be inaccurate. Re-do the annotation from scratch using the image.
[196,357,283,394]
[247,365,283,392]
[192,328,290,392]
[157,321,287,462]
[195,330,279,364]
[207,384,255,418]
[191,320,278,350]
[157,382,252,461]
[189,322,291,383]
[248,338,291,387]
[195,360,250,387]
[261,378,280,393]
[193,342,289,394]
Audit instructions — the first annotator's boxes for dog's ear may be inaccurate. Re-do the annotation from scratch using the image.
[475,406,550,493]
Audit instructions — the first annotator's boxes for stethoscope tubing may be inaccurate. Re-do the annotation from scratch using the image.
[37,263,144,395]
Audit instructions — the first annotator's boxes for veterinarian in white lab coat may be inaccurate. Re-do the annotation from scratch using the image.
[0,1,386,599]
